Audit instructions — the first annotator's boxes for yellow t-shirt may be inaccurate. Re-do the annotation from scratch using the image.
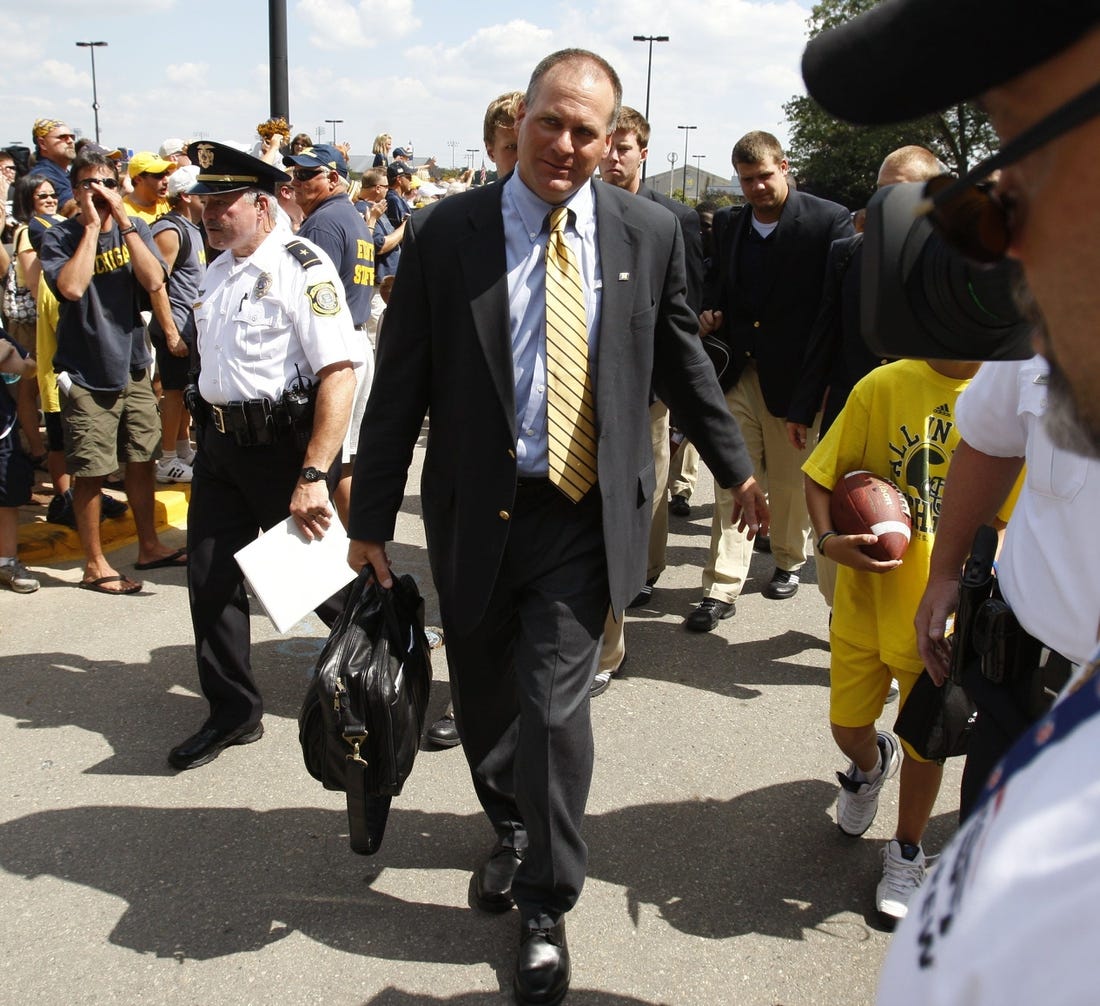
[122,195,170,224]
[803,359,974,674]
[36,275,60,412]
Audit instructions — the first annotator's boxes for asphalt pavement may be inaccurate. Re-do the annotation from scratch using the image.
[0,442,962,1005]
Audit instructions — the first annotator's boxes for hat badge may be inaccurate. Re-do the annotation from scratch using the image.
[197,144,216,169]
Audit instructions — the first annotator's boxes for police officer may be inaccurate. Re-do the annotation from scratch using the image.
[168,141,360,771]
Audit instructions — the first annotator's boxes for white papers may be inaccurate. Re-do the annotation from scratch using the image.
[234,513,356,633]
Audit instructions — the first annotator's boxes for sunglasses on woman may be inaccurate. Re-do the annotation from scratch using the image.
[920,79,1100,263]
[35,191,59,200]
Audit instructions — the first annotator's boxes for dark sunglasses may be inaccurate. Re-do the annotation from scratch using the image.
[77,177,120,190]
[142,171,170,180]
[35,191,58,200]
[291,167,325,181]
[921,79,1100,263]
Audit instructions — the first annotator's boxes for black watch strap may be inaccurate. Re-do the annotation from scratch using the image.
[300,466,326,483]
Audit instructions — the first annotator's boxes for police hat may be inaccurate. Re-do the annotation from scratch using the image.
[802,0,1100,125]
[187,140,290,195]
[283,143,348,178]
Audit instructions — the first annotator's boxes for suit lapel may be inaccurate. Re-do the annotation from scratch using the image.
[460,187,515,428]
[594,185,635,421]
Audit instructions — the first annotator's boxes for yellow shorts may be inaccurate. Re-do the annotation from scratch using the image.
[829,634,929,762]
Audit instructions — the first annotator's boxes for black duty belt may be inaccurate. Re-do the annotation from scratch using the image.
[204,397,290,447]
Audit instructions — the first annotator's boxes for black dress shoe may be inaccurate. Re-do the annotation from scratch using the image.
[753,533,771,553]
[763,568,800,599]
[669,493,691,517]
[168,721,264,770]
[426,704,461,747]
[683,597,735,632]
[474,843,524,912]
[514,919,570,1006]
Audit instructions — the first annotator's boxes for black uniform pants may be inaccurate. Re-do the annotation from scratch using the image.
[187,424,343,731]
[443,480,609,928]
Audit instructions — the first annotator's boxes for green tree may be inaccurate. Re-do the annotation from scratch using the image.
[783,0,997,209]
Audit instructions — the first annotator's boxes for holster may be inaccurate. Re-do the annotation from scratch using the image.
[948,525,998,685]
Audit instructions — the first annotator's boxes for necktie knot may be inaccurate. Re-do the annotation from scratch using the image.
[549,206,569,236]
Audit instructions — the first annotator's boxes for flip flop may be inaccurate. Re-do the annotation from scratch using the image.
[134,548,188,571]
[79,575,142,595]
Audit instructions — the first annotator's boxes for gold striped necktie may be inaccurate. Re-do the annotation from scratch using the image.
[544,205,598,502]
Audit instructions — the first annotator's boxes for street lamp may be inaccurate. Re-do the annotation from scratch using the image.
[325,119,343,144]
[667,151,678,199]
[75,41,108,144]
[632,34,668,182]
[316,124,324,142]
[677,125,697,203]
[447,139,459,168]
[466,148,478,170]
[693,153,706,198]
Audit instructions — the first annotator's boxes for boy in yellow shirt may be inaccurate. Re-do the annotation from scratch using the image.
[803,357,979,923]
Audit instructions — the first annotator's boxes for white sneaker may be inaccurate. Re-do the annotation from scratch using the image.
[176,443,197,465]
[876,839,927,921]
[836,731,900,836]
[156,456,194,484]
[0,560,40,593]
[885,678,901,704]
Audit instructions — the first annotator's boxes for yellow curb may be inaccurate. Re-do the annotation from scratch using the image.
[19,486,190,565]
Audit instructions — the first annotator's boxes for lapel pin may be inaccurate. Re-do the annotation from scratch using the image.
[618,272,630,281]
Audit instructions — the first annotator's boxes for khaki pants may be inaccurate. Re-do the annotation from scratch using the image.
[599,399,671,673]
[703,363,814,603]
[669,439,699,499]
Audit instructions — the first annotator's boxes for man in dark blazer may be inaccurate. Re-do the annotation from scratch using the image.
[347,49,766,1005]
[591,104,706,693]
[687,131,853,633]
[785,145,946,609]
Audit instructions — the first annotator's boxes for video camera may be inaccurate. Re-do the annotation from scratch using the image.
[861,182,1034,361]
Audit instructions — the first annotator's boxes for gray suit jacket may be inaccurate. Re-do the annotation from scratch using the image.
[349,179,752,631]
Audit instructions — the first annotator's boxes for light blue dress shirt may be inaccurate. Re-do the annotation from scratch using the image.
[502,172,603,477]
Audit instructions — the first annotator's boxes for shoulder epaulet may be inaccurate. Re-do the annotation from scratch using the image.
[285,239,322,269]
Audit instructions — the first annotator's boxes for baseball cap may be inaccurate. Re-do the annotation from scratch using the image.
[283,143,348,178]
[802,0,1100,124]
[187,139,290,195]
[129,151,178,178]
[167,165,199,198]
[392,147,411,159]
[159,137,187,159]
[387,161,413,182]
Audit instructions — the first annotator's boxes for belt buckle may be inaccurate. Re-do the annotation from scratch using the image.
[211,404,226,434]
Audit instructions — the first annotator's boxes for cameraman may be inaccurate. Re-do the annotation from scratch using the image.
[803,2,1100,1002]
[915,355,1100,821]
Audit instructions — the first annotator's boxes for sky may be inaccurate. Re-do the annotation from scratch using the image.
[4,0,818,181]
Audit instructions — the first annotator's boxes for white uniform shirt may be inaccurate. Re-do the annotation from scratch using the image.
[955,356,1100,665]
[195,229,361,405]
[877,646,1100,1006]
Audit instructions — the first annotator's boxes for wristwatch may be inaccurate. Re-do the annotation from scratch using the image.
[300,466,326,483]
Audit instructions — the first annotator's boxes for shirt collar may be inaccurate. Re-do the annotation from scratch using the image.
[505,171,596,241]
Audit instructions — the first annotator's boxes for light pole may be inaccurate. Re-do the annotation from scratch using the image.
[325,119,343,144]
[666,152,678,199]
[677,125,697,203]
[316,124,324,142]
[466,148,478,171]
[632,34,668,182]
[447,139,459,168]
[75,41,108,144]
[693,153,706,199]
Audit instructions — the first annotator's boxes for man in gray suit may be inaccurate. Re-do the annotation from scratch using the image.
[347,49,766,1005]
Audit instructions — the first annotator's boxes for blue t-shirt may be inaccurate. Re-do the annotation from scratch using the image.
[32,159,74,206]
[41,217,162,392]
[297,193,375,327]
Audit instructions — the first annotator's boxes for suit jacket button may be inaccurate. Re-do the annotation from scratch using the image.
[498,510,510,520]
[508,449,516,459]
[753,320,761,328]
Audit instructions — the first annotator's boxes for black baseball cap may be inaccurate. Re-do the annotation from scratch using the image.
[802,0,1100,124]
[187,140,290,195]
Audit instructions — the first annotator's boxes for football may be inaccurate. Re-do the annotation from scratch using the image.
[829,470,912,561]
